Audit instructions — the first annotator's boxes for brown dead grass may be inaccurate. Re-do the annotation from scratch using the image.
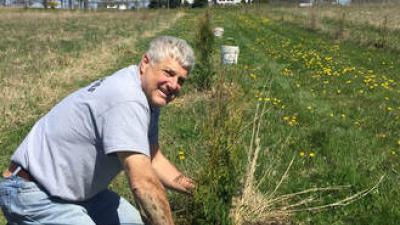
[270,4,400,30]
[0,10,184,133]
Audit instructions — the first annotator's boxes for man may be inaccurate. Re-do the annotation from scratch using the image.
[0,36,195,225]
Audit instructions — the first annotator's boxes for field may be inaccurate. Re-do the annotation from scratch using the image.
[1,3,399,224]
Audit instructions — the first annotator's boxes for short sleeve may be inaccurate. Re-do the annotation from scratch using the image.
[100,101,151,156]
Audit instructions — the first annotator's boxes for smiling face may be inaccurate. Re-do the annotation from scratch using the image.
[139,54,188,107]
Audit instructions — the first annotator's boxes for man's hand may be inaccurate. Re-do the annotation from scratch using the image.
[118,152,174,225]
[151,145,196,195]
[172,174,196,195]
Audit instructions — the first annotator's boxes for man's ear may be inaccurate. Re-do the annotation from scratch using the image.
[139,54,150,74]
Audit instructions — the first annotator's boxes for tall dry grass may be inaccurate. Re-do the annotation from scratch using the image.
[261,3,400,51]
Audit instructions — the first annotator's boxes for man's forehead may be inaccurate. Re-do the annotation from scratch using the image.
[160,60,188,76]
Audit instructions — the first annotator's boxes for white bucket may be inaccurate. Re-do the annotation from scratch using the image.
[213,27,224,37]
[221,45,239,64]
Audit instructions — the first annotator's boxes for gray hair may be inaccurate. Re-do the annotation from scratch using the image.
[146,36,195,73]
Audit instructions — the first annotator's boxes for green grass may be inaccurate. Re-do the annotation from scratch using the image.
[160,5,400,224]
[205,6,399,224]
[1,5,400,225]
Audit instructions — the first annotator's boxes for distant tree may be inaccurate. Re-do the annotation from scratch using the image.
[43,0,48,8]
[148,0,162,8]
[149,0,180,8]
[192,0,207,7]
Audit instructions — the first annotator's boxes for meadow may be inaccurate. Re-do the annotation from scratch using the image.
[1,3,399,224]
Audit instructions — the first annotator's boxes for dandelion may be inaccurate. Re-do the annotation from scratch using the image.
[307,106,312,110]
[329,113,334,117]
[377,133,386,138]
[299,151,305,157]
[249,73,257,80]
[391,150,396,155]
[341,114,346,119]
[387,107,393,111]
[323,67,332,76]
[397,140,400,145]
[282,68,292,76]
[309,152,316,158]
[178,149,185,161]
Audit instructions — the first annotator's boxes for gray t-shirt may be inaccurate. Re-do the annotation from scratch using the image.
[11,65,159,201]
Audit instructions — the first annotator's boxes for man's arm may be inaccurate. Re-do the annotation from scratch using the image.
[118,152,174,225]
[150,144,195,194]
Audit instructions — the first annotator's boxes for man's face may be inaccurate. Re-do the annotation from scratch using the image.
[140,55,188,107]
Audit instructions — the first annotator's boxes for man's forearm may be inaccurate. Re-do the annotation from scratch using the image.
[151,147,195,194]
[118,153,175,225]
[133,182,174,225]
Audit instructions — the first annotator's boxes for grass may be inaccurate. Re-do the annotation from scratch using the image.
[160,5,400,224]
[263,3,400,51]
[207,6,399,224]
[1,4,400,225]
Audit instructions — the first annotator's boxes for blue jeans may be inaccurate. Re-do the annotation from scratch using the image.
[0,176,144,225]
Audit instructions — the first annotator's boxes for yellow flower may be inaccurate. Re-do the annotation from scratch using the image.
[309,152,316,158]
[178,150,185,161]
[397,140,400,145]
[299,151,305,157]
[307,106,312,110]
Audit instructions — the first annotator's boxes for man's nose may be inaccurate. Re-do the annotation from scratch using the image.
[168,77,181,91]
